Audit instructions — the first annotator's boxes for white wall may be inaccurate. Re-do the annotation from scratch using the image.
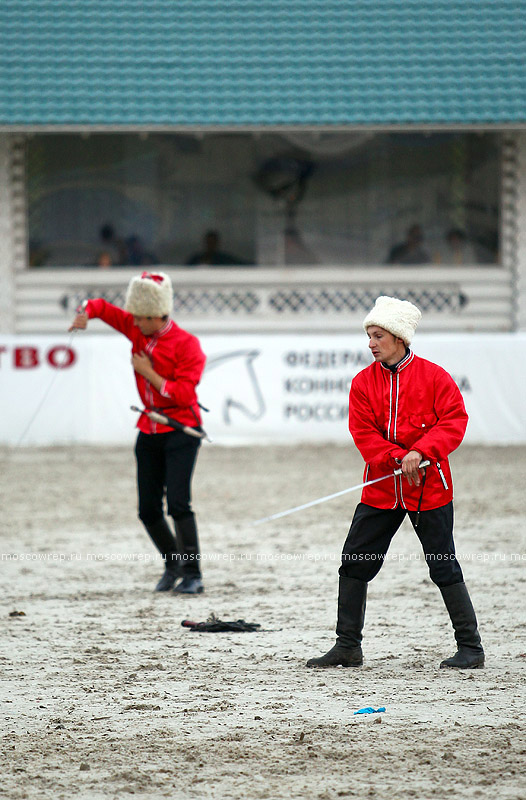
[1,333,525,447]
[0,135,15,333]
[516,132,526,330]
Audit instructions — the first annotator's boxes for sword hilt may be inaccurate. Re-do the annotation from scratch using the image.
[393,459,430,476]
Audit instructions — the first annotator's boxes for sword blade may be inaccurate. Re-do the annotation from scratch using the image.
[252,461,430,525]
[252,473,392,526]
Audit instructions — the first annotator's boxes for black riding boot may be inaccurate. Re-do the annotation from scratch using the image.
[143,518,180,592]
[306,577,366,668]
[439,582,485,669]
[173,513,204,594]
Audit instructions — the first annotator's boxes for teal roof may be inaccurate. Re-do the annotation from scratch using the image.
[1,0,525,127]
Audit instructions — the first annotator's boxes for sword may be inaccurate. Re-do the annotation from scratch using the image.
[131,406,210,441]
[252,460,430,525]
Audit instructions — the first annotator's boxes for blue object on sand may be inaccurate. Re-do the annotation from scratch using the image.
[354,706,386,715]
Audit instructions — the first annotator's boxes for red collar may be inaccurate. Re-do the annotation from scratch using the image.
[151,319,173,339]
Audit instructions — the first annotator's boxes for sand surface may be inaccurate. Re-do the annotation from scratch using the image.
[1,443,525,799]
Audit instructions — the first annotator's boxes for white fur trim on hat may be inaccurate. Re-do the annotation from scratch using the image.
[125,271,173,317]
[363,295,421,345]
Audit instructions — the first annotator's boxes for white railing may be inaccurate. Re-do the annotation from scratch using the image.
[13,265,513,334]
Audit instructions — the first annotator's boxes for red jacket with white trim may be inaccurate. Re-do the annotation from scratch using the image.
[85,299,206,433]
[348,351,468,510]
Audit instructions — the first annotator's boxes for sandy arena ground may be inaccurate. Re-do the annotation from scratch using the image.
[1,443,525,799]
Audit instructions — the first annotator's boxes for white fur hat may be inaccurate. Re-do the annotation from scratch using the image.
[363,295,422,345]
[125,271,173,317]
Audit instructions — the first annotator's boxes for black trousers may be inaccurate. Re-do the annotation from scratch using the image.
[340,502,464,587]
[135,430,200,525]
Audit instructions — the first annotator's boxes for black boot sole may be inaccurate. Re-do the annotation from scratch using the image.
[306,646,363,668]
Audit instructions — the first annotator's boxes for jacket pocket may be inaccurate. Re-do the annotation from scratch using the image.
[408,413,437,431]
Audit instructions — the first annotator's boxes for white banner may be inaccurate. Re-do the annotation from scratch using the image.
[1,333,525,446]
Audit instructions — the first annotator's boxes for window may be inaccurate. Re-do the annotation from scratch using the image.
[26,132,500,268]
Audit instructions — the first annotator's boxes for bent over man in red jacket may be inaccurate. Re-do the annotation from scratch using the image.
[307,295,484,669]
[69,271,206,595]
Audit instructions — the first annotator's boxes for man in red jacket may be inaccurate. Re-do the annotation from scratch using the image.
[69,271,206,594]
[307,296,484,669]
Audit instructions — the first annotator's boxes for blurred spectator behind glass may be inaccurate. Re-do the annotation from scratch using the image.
[99,223,126,266]
[29,239,50,267]
[96,251,113,269]
[186,230,249,266]
[434,229,477,265]
[125,235,159,267]
[284,226,318,265]
[387,224,430,265]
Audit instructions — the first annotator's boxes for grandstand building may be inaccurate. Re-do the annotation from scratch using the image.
[1,0,525,337]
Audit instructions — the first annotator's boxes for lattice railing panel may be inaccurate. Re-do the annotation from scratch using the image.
[172,289,260,314]
[269,287,466,314]
[59,284,467,317]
